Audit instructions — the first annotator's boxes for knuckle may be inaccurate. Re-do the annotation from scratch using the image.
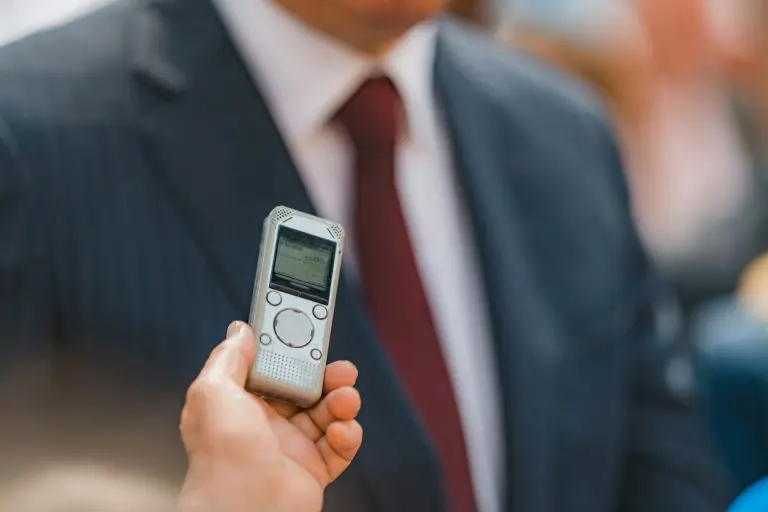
[184,379,246,449]
[179,408,194,446]
[179,406,193,432]
[186,376,219,405]
[206,418,247,450]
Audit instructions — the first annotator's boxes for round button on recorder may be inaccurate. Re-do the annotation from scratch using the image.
[310,349,323,361]
[266,291,282,306]
[274,308,314,348]
[259,333,272,346]
[312,304,328,320]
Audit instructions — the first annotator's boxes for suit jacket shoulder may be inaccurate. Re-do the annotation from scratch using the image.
[433,20,666,352]
[0,0,135,135]
[440,20,607,114]
[437,19,630,210]
[0,0,146,349]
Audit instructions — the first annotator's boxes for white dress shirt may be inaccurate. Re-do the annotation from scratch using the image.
[213,2,504,510]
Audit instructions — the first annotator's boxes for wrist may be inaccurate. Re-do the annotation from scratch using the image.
[178,462,284,512]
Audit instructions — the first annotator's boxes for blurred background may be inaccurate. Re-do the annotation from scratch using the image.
[3,0,768,508]
[0,0,112,45]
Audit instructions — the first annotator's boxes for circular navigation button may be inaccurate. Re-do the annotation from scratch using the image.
[313,305,328,320]
[310,349,323,361]
[274,309,314,348]
[259,333,272,346]
[266,291,282,306]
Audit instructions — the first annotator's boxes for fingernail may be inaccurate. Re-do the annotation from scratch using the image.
[227,321,246,339]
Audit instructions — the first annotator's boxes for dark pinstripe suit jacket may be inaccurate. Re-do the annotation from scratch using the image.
[0,1,733,510]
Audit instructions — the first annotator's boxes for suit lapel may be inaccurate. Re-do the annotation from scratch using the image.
[131,1,444,510]
[435,21,565,512]
[132,0,314,315]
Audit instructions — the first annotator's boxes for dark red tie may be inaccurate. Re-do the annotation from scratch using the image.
[336,77,477,512]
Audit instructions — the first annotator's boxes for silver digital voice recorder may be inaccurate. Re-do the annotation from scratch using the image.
[246,206,345,408]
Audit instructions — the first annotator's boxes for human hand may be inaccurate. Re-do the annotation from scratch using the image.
[178,321,362,512]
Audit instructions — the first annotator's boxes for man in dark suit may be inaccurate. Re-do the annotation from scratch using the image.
[0,0,731,510]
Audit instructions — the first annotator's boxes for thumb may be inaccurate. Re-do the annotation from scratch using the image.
[202,321,257,388]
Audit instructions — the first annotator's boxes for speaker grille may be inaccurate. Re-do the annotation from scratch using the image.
[256,349,321,390]
[329,224,344,241]
[273,207,293,222]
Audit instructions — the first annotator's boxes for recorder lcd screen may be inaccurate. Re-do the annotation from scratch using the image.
[270,227,336,304]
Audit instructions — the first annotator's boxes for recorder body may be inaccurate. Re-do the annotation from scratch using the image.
[247,206,345,408]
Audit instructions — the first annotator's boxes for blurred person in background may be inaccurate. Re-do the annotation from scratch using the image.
[497,0,654,132]
[0,0,732,511]
[629,0,768,316]
[503,0,768,318]
[694,0,768,494]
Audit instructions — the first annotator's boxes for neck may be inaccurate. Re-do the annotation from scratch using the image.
[273,0,405,56]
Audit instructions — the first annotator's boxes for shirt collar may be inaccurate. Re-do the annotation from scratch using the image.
[212,0,438,144]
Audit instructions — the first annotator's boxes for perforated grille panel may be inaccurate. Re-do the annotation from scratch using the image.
[273,207,293,222]
[329,224,344,240]
[256,348,321,390]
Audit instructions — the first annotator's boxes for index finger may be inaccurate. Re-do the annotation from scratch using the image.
[199,321,257,387]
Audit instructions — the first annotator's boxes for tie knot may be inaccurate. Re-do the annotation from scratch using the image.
[335,77,401,154]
